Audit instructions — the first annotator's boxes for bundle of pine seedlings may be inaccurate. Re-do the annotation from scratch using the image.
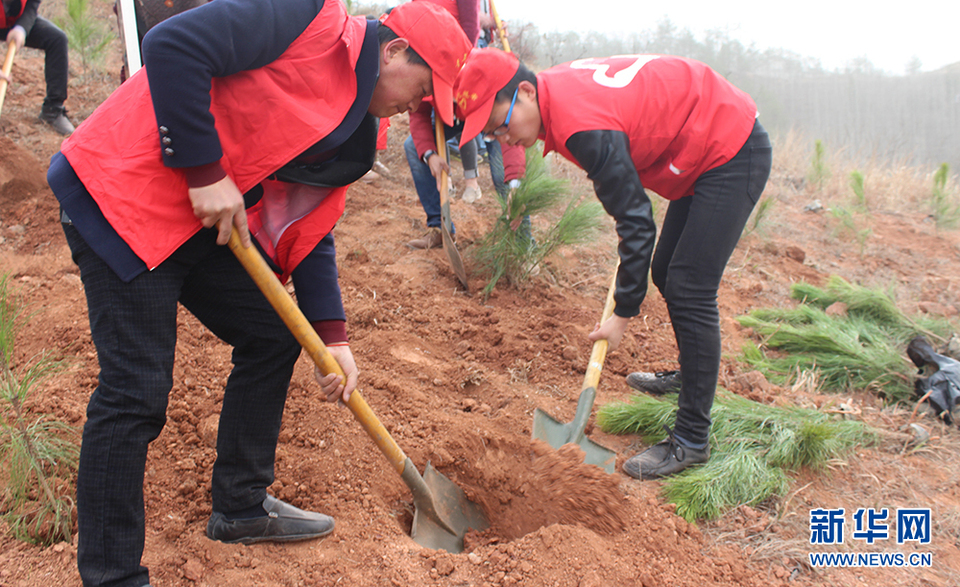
[597,390,876,522]
[738,275,956,403]
[471,147,605,298]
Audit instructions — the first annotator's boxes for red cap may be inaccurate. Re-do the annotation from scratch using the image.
[382,2,472,126]
[454,48,521,147]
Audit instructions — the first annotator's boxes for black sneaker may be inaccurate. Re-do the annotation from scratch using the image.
[622,426,709,480]
[625,370,681,395]
[38,104,75,136]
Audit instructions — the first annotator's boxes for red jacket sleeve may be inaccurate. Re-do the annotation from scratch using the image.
[502,143,526,182]
[408,101,438,157]
[456,0,480,44]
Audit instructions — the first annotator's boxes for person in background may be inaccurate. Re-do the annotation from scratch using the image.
[1,0,73,134]
[404,97,525,248]
[454,48,772,480]
[404,0,524,249]
[46,1,472,585]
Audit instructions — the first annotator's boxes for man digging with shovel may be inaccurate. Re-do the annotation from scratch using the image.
[454,48,772,481]
[46,2,471,586]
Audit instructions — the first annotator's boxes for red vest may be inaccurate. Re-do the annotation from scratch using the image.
[1,1,26,28]
[61,0,365,276]
[538,55,757,201]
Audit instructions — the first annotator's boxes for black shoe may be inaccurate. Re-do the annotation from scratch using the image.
[625,370,681,395]
[206,495,335,544]
[622,426,709,480]
[38,104,75,136]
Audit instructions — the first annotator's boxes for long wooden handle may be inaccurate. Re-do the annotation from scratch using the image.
[227,229,407,474]
[0,42,18,117]
[434,116,450,208]
[581,260,620,392]
[488,0,511,53]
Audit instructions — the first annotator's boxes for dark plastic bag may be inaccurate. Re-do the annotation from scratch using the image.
[907,336,960,424]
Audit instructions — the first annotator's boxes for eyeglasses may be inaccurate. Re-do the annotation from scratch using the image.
[483,87,519,141]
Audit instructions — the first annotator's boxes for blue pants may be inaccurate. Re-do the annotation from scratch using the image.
[64,224,301,587]
[404,132,506,231]
[651,120,772,445]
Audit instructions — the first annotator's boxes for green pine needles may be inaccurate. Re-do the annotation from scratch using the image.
[597,390,875,522]
[57,0,115,77]
[849,170,867,212]
[0,275,78,545]
[930,163,959,230]
[807,139,830,191]
[472,147,606,298]
[738,276,955,403]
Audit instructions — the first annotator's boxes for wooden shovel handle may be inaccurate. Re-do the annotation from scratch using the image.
[227,229,407,474]
[434,116,450,207]
[488,0,511,53]
[0,41,18,117]
[581,260,620,392]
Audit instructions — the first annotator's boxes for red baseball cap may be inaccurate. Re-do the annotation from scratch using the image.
[454,48,521,147]
[382,2,472,126]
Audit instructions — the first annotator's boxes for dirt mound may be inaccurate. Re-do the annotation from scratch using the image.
[0,136,61,255]
[0,136,47,206]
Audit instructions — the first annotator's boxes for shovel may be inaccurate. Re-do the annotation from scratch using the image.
[434,115,469,291]
[532,263,619,473]
[0,41,17,118]
[228,228,486,552]
[488,0,511,53]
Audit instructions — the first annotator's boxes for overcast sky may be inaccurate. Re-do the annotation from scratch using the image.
[492,0,960,74]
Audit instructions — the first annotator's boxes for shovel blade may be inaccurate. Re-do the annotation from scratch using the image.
[532,407,617,474]
[440,205,469,291]
[411,461,487,552]
[532,407,576,447]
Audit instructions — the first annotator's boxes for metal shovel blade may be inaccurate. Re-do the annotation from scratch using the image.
[440,203,469,292]
[410,461,488,552]
[532,386,617,473]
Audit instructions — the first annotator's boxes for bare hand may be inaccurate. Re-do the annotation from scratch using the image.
[587,314,631,352]
[187,176,250,247]
[314,344,359,403]
[6,27,25,51]
[426,152,450,192]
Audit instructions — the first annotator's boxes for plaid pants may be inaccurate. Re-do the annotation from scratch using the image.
[64,225,301,587]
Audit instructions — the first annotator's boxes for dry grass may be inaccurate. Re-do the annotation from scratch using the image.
[769,128,957,216]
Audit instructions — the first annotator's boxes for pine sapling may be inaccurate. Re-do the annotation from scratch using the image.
[0,275,79,545]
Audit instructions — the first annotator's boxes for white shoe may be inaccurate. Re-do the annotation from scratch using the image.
[462,185,482,204]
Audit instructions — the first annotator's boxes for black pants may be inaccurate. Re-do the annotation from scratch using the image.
[650,120,772,445]
[2,17,69,106]
[64,225,302,587]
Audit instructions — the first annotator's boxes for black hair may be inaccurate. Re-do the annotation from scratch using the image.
[495,60,537,103]
[377,23,428,68]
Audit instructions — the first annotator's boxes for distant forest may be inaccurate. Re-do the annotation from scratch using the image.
[356,1,959,174]
[506,18,960,174]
